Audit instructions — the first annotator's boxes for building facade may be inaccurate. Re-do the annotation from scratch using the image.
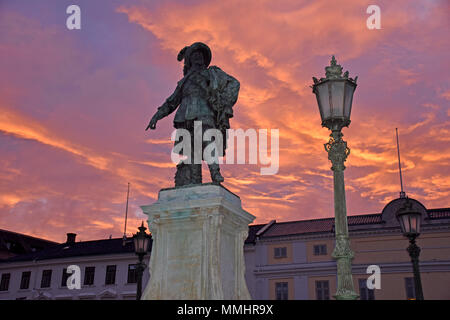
[244,198,450,300]
[0,234,150,300]
[1,197,449,300]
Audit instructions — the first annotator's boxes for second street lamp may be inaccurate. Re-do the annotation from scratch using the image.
[133,222,150,300]
[396,199,425,300]
[311,56,359,300]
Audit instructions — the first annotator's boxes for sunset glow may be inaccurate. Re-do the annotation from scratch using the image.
[0,0,448,242]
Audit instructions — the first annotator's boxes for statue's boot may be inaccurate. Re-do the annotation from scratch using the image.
[208,163,224,184]
[175,163,202,186]
[174,162,190,187]
[191,164,202,184]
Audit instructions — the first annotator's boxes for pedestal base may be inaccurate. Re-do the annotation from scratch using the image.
[141,183,255,300]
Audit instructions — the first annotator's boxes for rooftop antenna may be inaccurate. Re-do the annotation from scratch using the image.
[396,128,406,198]
[122,182,130,245]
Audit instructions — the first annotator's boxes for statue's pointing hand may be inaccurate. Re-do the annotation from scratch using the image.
[145,114,158,131]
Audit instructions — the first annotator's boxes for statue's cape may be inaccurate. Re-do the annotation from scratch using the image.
[207,66,240,129]
[207,66,240,156]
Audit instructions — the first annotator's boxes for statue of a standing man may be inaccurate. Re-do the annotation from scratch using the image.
[145,42,240,187]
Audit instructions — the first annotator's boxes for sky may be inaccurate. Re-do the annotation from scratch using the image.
[0,0,449,242]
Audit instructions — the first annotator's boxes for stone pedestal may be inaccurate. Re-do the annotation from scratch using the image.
[140,183,255,300]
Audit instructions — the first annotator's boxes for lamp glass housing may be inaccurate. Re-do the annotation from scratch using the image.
[313,79,356,130]
[397,211,421,236]
[133,233,149,254]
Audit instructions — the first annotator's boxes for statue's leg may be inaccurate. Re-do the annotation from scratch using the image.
[208,163,224,184]
[174,121,203,186]
[175,162,190,187]
[174,122,196,187]
[191,120,202,184]
[202,120,224,184]
[191,164,202,184]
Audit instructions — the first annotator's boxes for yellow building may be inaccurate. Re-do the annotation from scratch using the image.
[244,197,450,300]
[1,197,448,300]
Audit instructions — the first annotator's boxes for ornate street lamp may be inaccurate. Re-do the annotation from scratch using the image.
[133,222,150,300]
[396,199,424,300]
[311,56,359,300]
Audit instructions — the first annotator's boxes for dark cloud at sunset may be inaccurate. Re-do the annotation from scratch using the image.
[0,0,448,242]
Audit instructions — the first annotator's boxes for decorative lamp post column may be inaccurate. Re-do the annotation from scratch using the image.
[396,199,424,300]
[133,222,150,300]
[311,56,359,300]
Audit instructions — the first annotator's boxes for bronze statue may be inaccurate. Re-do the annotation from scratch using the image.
[146,42,240,187]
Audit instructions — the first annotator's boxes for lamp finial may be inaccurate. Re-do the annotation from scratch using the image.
[325,56,343,79]
[331,55,337,66]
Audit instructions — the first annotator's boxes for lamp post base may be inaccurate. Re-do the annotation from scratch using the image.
[332,235,359,300]
[334,291,360,300]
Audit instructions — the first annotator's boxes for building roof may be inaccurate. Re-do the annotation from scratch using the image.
[257,214,382,238]
[2,237,152,263]
[427,208,450,219]
[1,207,448,261]
[250,208,450,241]
[0,229,58,260]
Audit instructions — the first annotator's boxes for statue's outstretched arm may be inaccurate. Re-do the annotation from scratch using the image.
[146,82,182,130]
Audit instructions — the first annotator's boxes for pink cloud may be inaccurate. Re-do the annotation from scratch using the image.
[0,1,448,241]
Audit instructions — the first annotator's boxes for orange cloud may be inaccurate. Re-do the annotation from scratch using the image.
[0,107,110,170]
[0,1,448,241]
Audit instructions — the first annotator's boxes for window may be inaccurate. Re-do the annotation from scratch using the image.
[315,280,330,300]
[274,247,287,259]
[84,266,95,286]
[313,244,327,256]
[0,273,11,291]
[405,277,416,300]
[359,279,375,300]
[41,270,52,288]
[127,264,138,284]
[61,268,70,287]
[105,265,116,285]
[275,282,288,300]
[20,271,31,290]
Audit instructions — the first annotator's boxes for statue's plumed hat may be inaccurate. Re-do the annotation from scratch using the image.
[177,42,212,67]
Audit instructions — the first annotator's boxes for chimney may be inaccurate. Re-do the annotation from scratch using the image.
[66,233,77,244]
